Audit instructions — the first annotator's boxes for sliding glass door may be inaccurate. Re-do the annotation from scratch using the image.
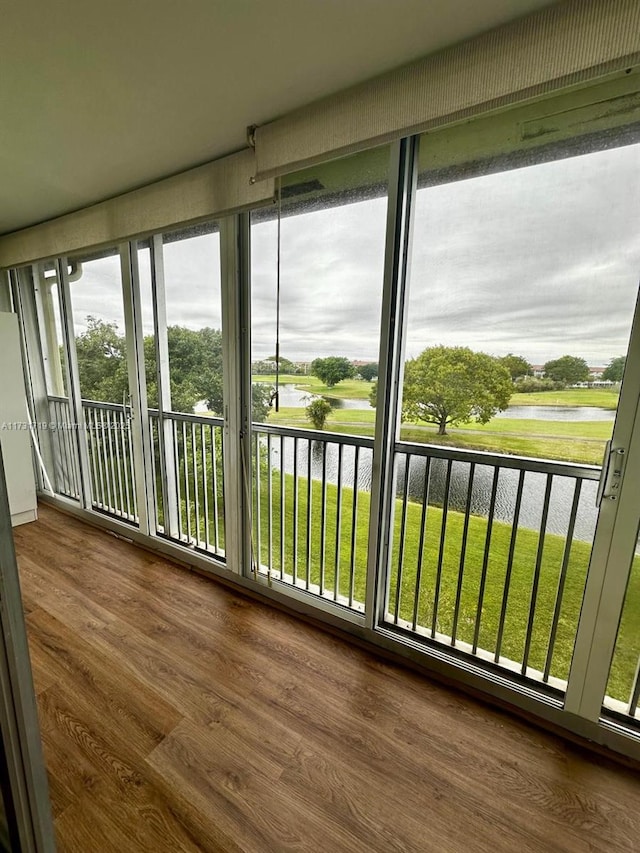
[249,147,390,610]
[383,134,640,702]
[63,248,140,523]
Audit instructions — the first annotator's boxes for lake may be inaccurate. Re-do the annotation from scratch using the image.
[274,385,616,421]
[257,383,617,545]
[265,438,599,544]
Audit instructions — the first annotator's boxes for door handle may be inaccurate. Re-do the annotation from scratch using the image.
[596,440,626,507]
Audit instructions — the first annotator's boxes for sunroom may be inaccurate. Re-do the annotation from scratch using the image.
[1,0,640,849]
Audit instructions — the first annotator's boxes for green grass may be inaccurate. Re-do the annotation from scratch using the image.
[453,417,611,439]
[253,374,374,400]
[253,377,618,409]
[252,466,639,701]
[265,407,610,465]
[398,428,606,466]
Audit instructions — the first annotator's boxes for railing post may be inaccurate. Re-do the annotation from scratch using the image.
[149,235,180,539]
[365,137,418,630]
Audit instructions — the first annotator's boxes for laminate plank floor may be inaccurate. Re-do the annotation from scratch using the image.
[13,505,640,852]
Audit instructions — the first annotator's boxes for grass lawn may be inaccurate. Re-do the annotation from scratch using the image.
[253,374,374,400]
[253,377,618,409]
[252,466,638,702]
[264,407,609,465]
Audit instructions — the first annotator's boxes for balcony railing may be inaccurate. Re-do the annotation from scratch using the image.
[47,396,80,501]
[43,396,640,723]
[252,424,372,609]
[84,400,138,522]
[149,409,226,557]
[388,442,601,690]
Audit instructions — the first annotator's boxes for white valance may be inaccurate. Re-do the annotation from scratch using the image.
[0,149,273,268]
[253,0,640,181]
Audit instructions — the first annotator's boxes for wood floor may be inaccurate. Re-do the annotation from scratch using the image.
[12,505,640,852]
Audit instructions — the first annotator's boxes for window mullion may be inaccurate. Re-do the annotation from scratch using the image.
[220,214,251,575]
[56,257,94,510]
[364,137,419,630]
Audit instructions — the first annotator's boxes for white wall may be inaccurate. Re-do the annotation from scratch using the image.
[0,313,37,525]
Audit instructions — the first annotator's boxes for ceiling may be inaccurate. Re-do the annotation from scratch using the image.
[0,0,557,235]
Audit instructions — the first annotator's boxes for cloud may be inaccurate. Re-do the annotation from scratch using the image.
[69,142,640,368]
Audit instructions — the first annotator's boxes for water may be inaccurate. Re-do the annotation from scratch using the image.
[258,385,614,544]
[497,405,614,422]
[272,385,615,420]
[275,384,373,410]
[265,438,600,544]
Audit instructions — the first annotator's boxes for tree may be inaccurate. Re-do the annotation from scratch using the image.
[369,381,377,409]
[310,356,355,387]
[305,398,332,430]
[75,317,129,403]
[602,356,626,383]
[543,355,589,386]
[268,354,297,374]
[402,346,512,435]
[252,384,274,421]
[499,353,532,382]
[358,362,378,382]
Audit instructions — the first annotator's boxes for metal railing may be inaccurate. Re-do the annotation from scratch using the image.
[83,400,137,522]
[44,397,638,711]
[149,410,226,556]
[252,424,372,609]
[388,441,602,689]
[47,396,81,500]
[251,424,609,692]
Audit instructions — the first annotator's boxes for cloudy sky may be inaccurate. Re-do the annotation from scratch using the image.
[70,141,640,368]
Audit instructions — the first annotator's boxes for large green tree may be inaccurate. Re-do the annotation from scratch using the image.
[402,346,512,435]
[602,356,626,383]
[75,316,129,403]
[499,353,532,382]
[75,318,275,419]
[311,356,355,387]
[543,355,589,386]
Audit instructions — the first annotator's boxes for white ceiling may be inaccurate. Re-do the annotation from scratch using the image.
[0,0,556,235]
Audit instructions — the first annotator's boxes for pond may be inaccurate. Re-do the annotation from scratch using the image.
[264,437,600,545]
[275,384,370,410]
[257,385,617,545]
[496,405,615,422]
[273,385,616,421]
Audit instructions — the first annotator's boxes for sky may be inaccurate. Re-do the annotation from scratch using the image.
[68,141,640,368]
